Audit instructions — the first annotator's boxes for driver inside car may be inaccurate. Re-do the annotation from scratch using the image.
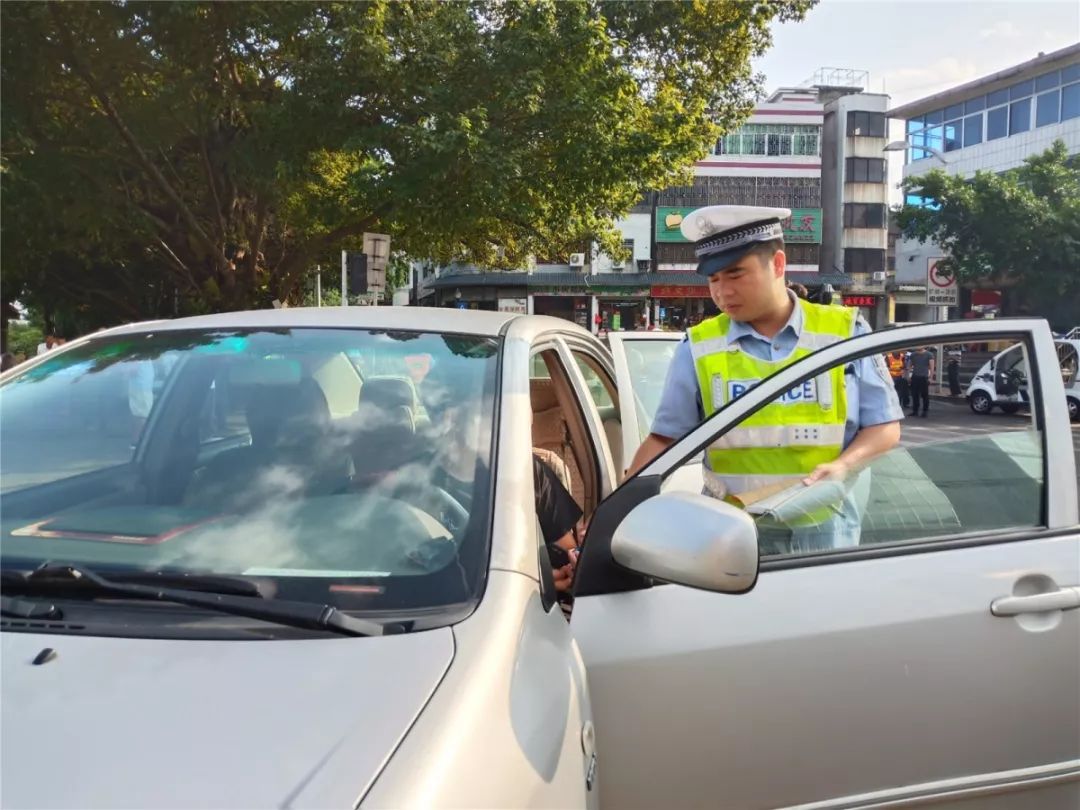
[419,360,583,599]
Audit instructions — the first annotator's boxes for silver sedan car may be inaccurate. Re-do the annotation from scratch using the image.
[1,307,1077,808]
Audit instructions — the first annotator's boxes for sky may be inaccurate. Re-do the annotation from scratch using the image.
[755,0,1079,200]
[756,0,1080,106]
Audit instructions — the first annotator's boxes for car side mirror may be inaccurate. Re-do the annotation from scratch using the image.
[611,491,758,593]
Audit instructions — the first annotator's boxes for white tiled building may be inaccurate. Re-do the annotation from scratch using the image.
[888,43,1080,322]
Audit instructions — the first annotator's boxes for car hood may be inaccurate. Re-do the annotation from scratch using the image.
[1,627,454,809]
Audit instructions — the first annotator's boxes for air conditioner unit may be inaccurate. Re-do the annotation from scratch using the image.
[569,253,586,268]
[610,261,626,271]
[872,271,887,282]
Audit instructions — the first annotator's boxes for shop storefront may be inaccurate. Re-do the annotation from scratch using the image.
[650,283,716,329]
[841,293,885,328]
[532,294,591,329]
[598,298,649,331]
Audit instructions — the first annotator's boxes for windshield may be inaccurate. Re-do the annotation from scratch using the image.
[0,328,500,625]
[622,339,680,441]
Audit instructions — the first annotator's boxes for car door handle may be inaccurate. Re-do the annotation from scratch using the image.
[991,586,1080,617]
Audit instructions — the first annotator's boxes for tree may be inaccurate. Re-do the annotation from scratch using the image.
[897,140,1080,329]
[2,0,813,333]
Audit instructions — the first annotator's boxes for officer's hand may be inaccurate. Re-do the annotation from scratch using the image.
[803,459,850,486]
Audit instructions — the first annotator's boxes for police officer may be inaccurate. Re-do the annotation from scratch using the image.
[886,350,910,409]
[626,206,903,550]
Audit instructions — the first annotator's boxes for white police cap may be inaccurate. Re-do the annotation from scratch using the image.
[679,205,790,277]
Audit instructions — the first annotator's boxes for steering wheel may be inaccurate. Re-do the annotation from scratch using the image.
[388,480,470,537]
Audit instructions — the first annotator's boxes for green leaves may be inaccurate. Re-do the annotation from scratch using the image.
[2,0,813,330]
[897,140,1080,328]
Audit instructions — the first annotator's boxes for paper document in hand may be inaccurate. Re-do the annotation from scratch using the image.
[741,479,848,525]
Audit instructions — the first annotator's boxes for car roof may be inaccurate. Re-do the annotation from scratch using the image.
[94,306,523,339]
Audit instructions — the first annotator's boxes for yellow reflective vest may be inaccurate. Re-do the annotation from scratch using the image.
[687,299,858,499]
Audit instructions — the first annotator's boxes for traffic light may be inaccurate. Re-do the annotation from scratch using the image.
[346,252,368,294]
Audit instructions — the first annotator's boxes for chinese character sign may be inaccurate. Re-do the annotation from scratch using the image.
[655,207,822,244]
[926,258,958,305]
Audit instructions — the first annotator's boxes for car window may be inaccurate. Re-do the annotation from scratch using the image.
[661,335,1049,559]
[0,328,501,621]
[0,350,182,493]
[573,352,615,412]
[622,339,679,441]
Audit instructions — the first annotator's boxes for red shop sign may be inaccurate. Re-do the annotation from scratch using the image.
[842,295,877,307]
[651,285,710,298]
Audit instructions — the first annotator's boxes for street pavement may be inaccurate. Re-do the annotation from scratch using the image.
[899,394,1080,498]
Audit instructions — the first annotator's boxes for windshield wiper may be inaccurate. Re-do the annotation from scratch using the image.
[1,594,62,620]
[1,568,262,597]
[3,564,385,638]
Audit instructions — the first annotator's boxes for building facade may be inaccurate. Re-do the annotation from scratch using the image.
[820,89,892,326]
[420,69,902,330]
[888,43,1080,323]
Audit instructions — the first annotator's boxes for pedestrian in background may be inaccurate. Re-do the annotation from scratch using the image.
[786,281,808,299]
[946,350,962,396]
[908,346,935,417]
[886,350,909,409]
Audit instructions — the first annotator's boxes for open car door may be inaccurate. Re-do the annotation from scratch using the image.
[573,318,1079,809]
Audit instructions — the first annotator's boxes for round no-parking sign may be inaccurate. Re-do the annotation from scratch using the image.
[927,259,958,305]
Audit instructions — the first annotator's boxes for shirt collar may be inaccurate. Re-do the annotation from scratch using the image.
[726,289,803,344]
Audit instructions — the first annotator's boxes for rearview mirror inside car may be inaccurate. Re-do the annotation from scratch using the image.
[611,491,758,593]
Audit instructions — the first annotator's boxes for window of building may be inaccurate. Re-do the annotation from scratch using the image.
[904,67,1080,158]
[846,111,886,138]
[1009,97,1031,135]
[843,203,887,229]
[1062,81,1080,122]
[1009,79,1034,100]
[944,119,962,152]
[784,243,819,266]
[986,106,1008,140]
[658,175,821,209]
[963,113,983,146]
[844,248,886,274]
[1035,71,1060,93]
[715,124,821,157]
[845,157,886,184]
[1036,89,1061,127]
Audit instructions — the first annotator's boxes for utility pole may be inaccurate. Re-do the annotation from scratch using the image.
[340,250,348,307]
[316,265,322,307]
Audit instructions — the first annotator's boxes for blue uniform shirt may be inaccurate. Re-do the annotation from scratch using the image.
[651,295,904,456]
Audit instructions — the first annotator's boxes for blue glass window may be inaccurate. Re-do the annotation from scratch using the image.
[1062,82,1080,121]
[906,118,923,133]
[926,109,944,125]
[987,106,1008,140]
[1009,98,1031,134]
[924,124,944,154]
[1036,90,1060,127]
[944,120,962,151]
[1009,80,1034,99]
[964,96,986,114]
[945,103,964,120]
[988,88,1010,107]
[963,114,983,146]
[1035,71,1060,92]
[1062,64,1080,84]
